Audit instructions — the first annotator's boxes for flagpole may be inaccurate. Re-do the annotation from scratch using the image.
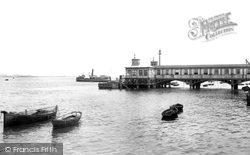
[246,59,250,65]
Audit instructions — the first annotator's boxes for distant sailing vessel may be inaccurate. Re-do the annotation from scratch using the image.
[76,69,111,82]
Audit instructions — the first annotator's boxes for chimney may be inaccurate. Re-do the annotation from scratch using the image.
[91,69,94,76]
[131,54,140,66]
[150,57,158,66]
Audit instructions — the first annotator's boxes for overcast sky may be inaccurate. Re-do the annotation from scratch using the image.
[0,0,249,78]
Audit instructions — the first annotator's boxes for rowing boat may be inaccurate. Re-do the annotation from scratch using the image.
[161,108,178,120]
[52,111,82,129]
[1,105,58,128]
[170,103,183,112]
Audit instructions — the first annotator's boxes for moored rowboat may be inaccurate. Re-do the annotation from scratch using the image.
[170,103,183,112]
[0,105,58,127]
[242,86,250,92]
[52,111,82,128]
[161,108,178,119]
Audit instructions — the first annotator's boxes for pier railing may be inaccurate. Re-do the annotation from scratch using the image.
[155,74,250,80]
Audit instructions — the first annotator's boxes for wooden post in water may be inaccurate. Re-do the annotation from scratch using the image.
[247,93,250,106]
[1,111,7,128]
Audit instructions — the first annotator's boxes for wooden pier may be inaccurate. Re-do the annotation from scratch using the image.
[98,81,119,89]
[124,51,250,90]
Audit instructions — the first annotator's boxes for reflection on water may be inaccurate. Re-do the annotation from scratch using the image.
[1,77,250,154]
[3,121,48,134]
[1,121,52,143]
[52,122,81,139]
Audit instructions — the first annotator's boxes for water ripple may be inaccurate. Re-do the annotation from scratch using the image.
[1,77,250,154]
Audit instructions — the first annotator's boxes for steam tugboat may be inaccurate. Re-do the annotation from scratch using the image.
[76,69,110,82]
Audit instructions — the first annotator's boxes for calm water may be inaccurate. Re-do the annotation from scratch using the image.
[0,77,250,155]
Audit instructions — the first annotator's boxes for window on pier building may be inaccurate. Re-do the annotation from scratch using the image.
[174,69,180,75]
[157,69,161,75]
[224,68,229,75]
[230,69,235,75]
[247,68,250,74]
[193,69,198,75]
[236,68,240,74]
[144,70,148,76]
[183,69,188,75]
[132,70,137,76]
[214,69,219,75]
[127,70,132,76]
[203,69,208,75]
[165,69,169,75]
[139,70,143,76]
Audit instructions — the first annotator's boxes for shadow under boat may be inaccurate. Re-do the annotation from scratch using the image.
[2,121,51,138]
[52,122,81,140]
[52,122,80,133]
[161,116,177,121]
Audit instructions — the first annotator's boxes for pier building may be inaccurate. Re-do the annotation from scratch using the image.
[124,51,250,89]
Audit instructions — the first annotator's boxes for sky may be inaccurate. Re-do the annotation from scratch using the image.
[0,0,250,79]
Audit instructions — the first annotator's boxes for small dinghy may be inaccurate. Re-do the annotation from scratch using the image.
[242,86,250,92]
[52,111,82,129]
[170,103,183,112]
[161,108,178,120]
[203,84,208,87]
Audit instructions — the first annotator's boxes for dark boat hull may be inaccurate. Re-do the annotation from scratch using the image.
[98,81,119,89]
[76,78,110,82]
[161,108,178,119]
[242,86,250,92]
[161,116,177,120]
[170,104,183,112]
[162,113,178,119]
[1,106,57,127]
[52,118,81,128]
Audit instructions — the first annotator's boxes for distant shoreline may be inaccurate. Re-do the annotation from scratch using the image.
[0,75,76,77]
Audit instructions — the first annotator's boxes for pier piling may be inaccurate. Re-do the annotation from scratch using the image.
[247,93,250,106]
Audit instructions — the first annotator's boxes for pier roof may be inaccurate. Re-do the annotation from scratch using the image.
[125,66,152,69]
[153,64,250,69]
